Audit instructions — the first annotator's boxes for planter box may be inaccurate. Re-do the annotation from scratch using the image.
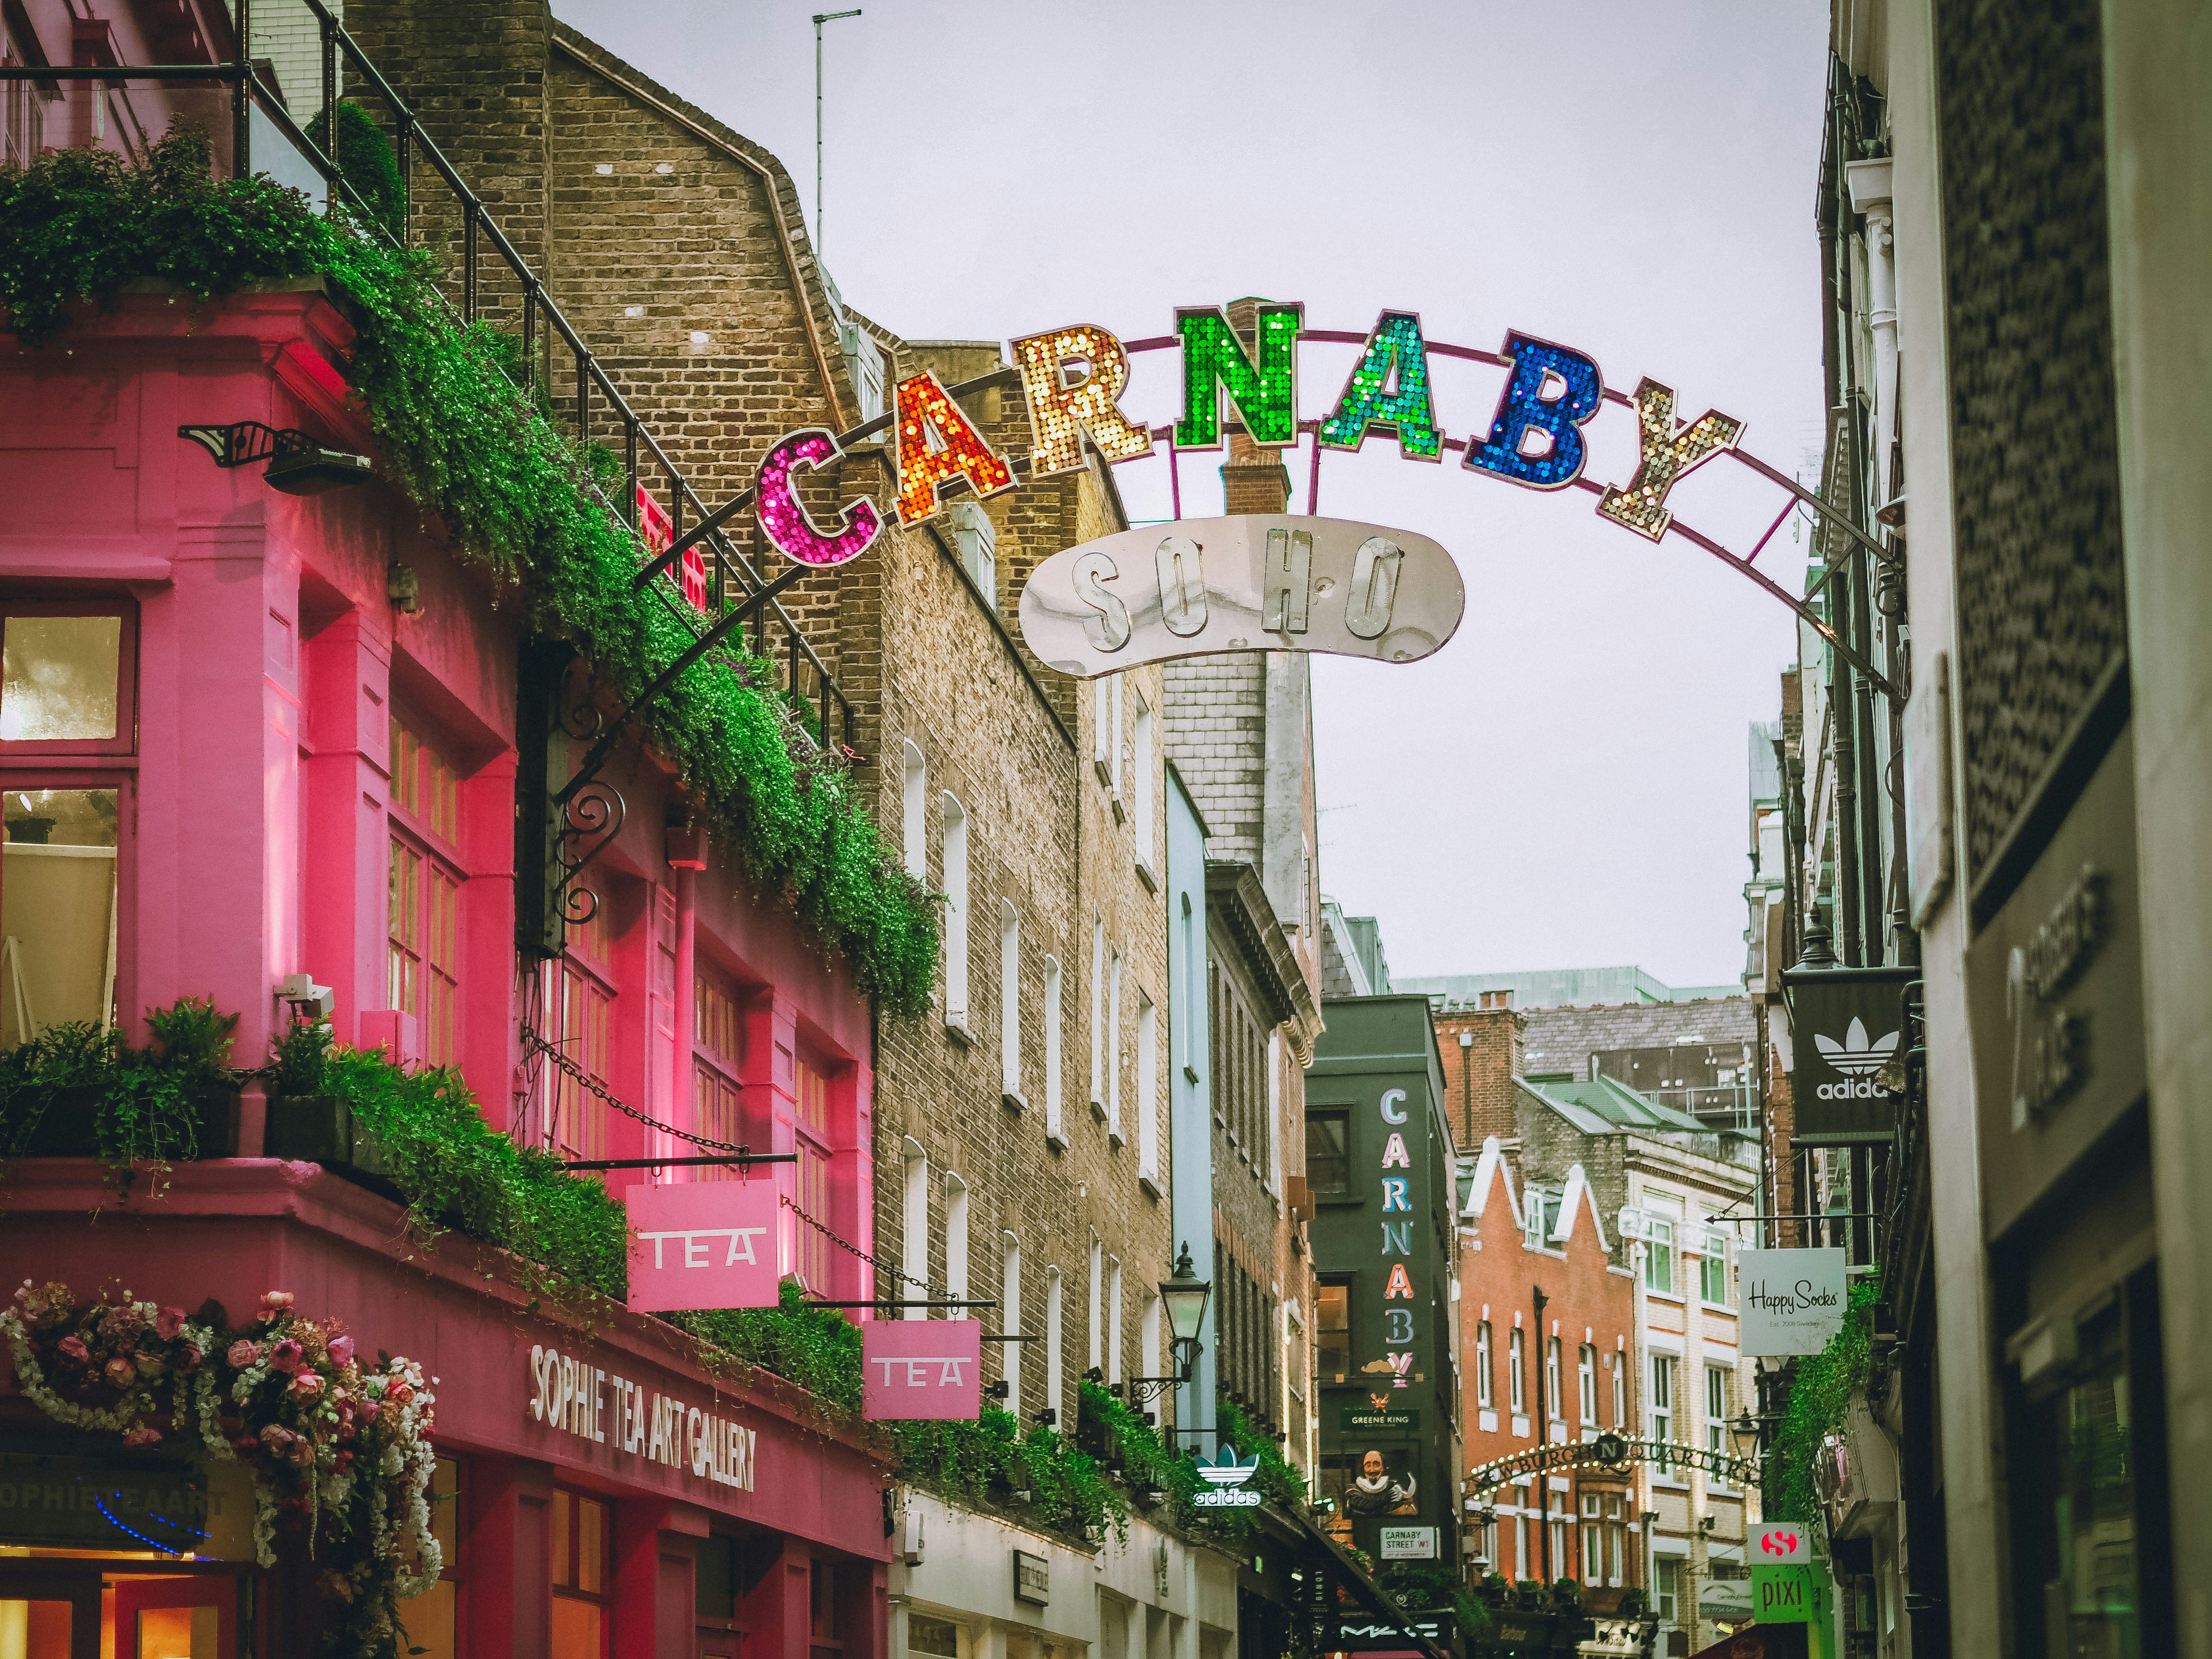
[12,1086,238,1159]
[264,1094,400,1201]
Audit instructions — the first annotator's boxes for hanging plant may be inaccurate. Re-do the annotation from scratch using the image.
[3,1280,440,1659]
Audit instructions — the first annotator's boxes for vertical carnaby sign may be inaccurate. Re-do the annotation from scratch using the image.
[625,1182,781,1311]
[862,1320,982,1420]
[1782,965,1913,1142]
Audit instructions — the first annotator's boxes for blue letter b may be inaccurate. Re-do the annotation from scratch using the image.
[1463,331,1604,490]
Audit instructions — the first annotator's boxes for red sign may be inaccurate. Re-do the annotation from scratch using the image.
[624,1181,781,1312]
[862,1320,983,1420]
[637,485,709,611]
[1755,1525,1807,1563]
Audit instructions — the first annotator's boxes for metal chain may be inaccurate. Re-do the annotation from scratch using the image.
[523,1023,940,1297]
[781,1194,937,1295]
[521,1025,750,1154]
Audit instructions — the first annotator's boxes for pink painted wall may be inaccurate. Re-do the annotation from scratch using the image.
[0,287,875,1291]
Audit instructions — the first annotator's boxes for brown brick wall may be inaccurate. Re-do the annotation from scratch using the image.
[346,1,1174,1424]
[1435,1005,1525,1149]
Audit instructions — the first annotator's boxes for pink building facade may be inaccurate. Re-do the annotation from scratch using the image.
[0,284,887,1656]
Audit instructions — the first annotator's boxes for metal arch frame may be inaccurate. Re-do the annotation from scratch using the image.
[653,329,1899,702]
[1467,1435,1760,1496]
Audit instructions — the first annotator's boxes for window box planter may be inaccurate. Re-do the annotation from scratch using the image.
[11,1086,239,1159]
[264,1093,399,1200]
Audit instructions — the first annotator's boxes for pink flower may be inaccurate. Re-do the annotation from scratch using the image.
[154,1307,186,1341]
[290,1370,325,1400]
[122,1426,162,1449]
[226,1340,262,1370]
[232,1433,259,1454]
[260,1291,294,1314]
[176,1342,203,1375]
[268,1339,304,1375]
[55,1334,89,1365]
[103,1358,136,1388]
[327,1334,355,1367]
[388,1382,414,1407]
[357,1399,381,1424]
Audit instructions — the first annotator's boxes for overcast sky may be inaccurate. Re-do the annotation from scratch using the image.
[553,0,1830,989]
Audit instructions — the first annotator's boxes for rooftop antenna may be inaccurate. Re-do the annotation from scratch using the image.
[813,10,863,265]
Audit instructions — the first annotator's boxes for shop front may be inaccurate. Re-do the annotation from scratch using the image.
[0,1160,890,1659]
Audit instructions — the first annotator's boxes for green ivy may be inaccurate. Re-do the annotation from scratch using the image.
[675,1283,865,1414]
[0,123,938,1016]
[333,101,404,237]
[1763,1272,1881,1523]
[889,1406,1121,1543]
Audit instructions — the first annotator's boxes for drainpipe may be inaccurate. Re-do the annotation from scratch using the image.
[1533,1285,1551,1583]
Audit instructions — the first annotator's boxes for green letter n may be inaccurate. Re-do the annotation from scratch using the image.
[1175,301,1304,450]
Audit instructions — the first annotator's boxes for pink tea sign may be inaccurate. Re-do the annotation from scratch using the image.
[625,1181,781,1312]
[862,1320,983,1420]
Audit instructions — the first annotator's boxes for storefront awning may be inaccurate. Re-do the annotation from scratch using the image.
[1282,1504,1451,1659]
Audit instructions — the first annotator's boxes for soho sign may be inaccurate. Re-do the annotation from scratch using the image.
[726,303,1748,677]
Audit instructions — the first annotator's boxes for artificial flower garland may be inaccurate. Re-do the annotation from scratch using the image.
[3,1280,439,1659]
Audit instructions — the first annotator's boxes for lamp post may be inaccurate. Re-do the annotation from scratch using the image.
[1128,1242,1212,1413]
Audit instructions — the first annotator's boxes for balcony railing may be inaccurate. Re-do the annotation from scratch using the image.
[0,0,854,756]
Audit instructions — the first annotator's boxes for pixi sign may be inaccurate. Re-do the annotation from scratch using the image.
[681,300,1832,683]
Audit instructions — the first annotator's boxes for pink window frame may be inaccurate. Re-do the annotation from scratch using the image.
[0,597,138,759]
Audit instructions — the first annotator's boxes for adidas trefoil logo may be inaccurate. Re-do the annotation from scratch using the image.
[1813,1017,1899,1099]
[1195,1445,1259,1487]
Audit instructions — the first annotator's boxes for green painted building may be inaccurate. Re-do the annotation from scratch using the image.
[1306,994,1463,1575]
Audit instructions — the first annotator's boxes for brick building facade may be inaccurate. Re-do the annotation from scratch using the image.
[333,7,1197,1656]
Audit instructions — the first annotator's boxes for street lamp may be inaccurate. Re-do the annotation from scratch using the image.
[1127,1241,1212,1406]
[1728,1410,1761,1459]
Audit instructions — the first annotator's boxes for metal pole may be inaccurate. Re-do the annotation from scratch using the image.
[810,11,862,259]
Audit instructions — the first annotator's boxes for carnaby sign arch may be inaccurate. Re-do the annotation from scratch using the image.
[637,301,1900,698]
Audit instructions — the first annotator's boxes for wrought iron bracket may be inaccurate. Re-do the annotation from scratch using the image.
[1121,1375,1182,1407]
[179,421,318,467]
[553,562,808,809]
[550,779,625,929]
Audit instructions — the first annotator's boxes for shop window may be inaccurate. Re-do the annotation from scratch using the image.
[0,602,134,755]
[1649,1356,1677,1471]
[1643,1196,1680,1294]
[1701,1230,1731,1305]
[909,1614,960,1657]
[796,1058,832,1293]
[1707,1366,1732,1486]
[388,716,465,1067]
[1306,1110,1349,1196]
[694,969,745,1173]
[550,1488,612,1659]
[1314,1281,1349,1380]
[1,786,120,1046]
[808,1560,842,1659]
[551,908,614,1162]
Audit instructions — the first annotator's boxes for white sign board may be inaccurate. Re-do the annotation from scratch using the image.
[1753,1524,1809,1564]
[1740,1248,1849,1356]
[1017,515,1464,678]
[1379,1526,1438,1560]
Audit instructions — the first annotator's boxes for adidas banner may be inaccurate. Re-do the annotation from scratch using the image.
[1782,964,1912,1142]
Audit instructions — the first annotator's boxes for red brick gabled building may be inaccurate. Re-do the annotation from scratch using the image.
[1457,1133,1638,1603]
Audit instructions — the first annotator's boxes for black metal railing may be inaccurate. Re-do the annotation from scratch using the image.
[1,1,855,756]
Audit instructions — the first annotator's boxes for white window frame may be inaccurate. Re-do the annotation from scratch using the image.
[1509,1326,1526,1413]
[1476,1322,1494,1409]
[1579,1343,1597,1427]
[1107,946,1123,1140]
[1107,1256,1124,1384]
[940,793,969,1026]
[1707,1364,1733,1488]
[901,740,926,878]
[1141,1290,1161,1385]
[901,1139,929,1323]
[1000,1233,1022,1406]
[1089,917,1106,1112]
[943,1171,969,1319]
[1043,954,1064,1142]
[999,900,1021,1102]
[1088,1232,1103,1371]
[1650,1354,1677,1467]
[1131,690,1154,876]
[1611,1350,1626,1428]
[1046,1266,1064,1423]
[1136,993,1159,1181]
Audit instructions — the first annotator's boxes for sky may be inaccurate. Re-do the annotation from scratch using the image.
[552,0,1831,989]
